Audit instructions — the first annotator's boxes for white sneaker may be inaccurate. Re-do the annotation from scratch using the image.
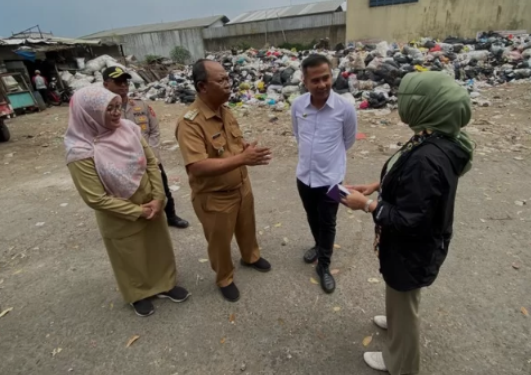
[373,315,388,330]
[363,352,388,372]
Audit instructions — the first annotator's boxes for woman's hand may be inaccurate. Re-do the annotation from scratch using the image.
[344,182,380,196]
[140,206,152,219]
[142,200,164,220]
[342,190,370,211]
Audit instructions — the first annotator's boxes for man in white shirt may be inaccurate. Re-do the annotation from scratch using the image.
[291,54,357,294]
[32,70,49,105]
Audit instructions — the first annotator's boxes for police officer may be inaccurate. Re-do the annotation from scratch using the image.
[103,67,189,228]
[176,60,272,302]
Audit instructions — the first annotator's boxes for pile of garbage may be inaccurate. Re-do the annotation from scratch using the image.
[151,31,530,110]
[58,55,145,91]
[59,31,531,111]
[132,69,197,105]
[56,54,198,105]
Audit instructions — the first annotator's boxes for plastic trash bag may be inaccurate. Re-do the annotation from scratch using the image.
[333,74,350,94]
[375,41,390,58]
[281,85,300,97]
[85,55,115,73]
[60,71,75,85]
[340,92,356,106]
[70,79,93,91]
[291,70,303,84]
[280,68,295,85]
[367,57,383,70]
[353,53,366,70]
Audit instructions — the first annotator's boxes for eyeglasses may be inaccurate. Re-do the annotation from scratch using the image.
[106,104,122,114]
[207,77,233,85]
[111,79,129,86]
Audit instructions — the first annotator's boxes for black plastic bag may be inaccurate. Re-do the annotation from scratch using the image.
[281,68,295,85]
[368,92,387,109]
[333,74,349,93]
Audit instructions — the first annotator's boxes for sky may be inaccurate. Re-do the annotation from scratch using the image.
[0,0,330,38]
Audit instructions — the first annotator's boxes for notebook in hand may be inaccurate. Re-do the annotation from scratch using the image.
[326,184,351,206]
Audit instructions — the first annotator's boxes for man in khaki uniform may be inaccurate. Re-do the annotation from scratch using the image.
[176,59,272,302]
[103,67,189,228]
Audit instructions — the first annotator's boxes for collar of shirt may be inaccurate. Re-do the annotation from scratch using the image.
[122,99,135,113]
[196,97,224,120]
[302,91,336,110]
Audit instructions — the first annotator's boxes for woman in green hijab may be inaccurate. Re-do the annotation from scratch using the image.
[342,72,474,374]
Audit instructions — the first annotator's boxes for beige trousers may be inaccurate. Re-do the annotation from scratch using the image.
[192,179,261,287]
[383,284,421,375]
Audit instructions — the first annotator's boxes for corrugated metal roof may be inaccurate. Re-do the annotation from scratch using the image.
[228,0,345,25]
[82,15,229,39]
[10,32,55,39]
[0,36,107,46]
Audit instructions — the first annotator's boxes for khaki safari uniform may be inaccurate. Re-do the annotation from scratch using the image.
[123,99,161,162]
[67,138,177,303]
[176,98,261,287]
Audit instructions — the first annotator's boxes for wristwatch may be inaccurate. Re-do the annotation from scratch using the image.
[364,199,374,213]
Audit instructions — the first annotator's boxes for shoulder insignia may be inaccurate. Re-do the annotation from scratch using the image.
[184,109,199,121]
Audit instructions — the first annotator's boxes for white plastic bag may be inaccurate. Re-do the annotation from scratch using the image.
[467,51,490,61]
[353,53,366,70]
[85,55,115,73]
[289,60,301,70]
[348,74,357,93]
[375,41,390,58]
[69,79,92,91]
[281,85,300,97]
[340,93,356,106]
[59,71,75,84]
[291,70,303,84]
[367,57,383,70]
[93,71,103,82]
[76,58,85,70]
[105,60,127,70]
[128,71,144,84]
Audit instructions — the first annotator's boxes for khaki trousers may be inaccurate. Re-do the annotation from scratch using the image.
[192,178,261,287]
[383,284,421,375]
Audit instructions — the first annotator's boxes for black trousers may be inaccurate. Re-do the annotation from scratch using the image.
[38,89,49,104]
[297,179,340,268]
[159,164,177,219]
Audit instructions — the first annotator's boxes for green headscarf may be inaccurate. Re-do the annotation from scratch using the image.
[398,72,475,175]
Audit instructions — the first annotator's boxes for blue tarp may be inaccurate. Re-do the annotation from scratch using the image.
[14,50,36,62]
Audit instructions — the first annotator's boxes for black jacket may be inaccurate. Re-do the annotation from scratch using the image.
[373,134,470,291]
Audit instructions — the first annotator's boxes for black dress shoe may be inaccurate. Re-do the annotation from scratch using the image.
[240,258,271,272]
[316,265,336,294]
[220,282,240,302]
[167,215,189,229]
[303,247,318,264]
[130,299,155,317]
[157,286,191,303]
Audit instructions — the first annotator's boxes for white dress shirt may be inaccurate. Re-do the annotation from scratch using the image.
[291,91,357,188]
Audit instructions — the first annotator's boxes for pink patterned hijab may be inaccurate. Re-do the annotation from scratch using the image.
[65,86,147,199]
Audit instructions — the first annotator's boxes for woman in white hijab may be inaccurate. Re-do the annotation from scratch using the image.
[65,86,189,317]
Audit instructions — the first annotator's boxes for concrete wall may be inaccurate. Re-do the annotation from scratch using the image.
[346,0,531,42]
[204,12,346,51]
[204,26,346,51]
[99,27,205,62]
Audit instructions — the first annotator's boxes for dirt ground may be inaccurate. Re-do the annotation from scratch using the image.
[1,82,530,375]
